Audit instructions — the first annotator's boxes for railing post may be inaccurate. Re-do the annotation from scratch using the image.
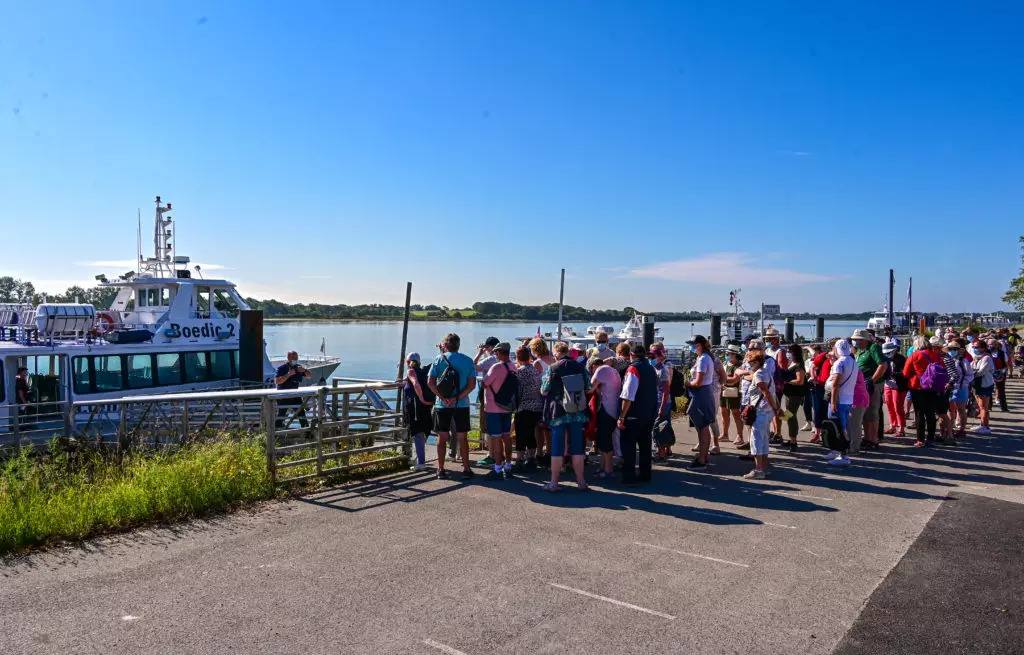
[63,401,73,438]
[181,400,190,444]
[316,387,327,477]
[341,392,350,468]
[12,402,20,437]
[263,396,277,485]
[118,404,127,451]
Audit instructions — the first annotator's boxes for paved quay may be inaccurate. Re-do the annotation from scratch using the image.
[3,383,1024,655]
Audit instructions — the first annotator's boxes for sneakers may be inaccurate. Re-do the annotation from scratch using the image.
[436,468,450,480]
[460,470,476,482]
[688,458,708,471]
[737,442,751,450]
[809,434,821,444]
[913,440,926,448]
[788,443,798,453]
[743,469,767,480]
[410,463,428,472]
[826,455,851,466]
[485,469,504,481]
[822,450,840,461]
[971,425,992,435]
[502,467,513,480]
[709,446,721,455]
[477,456,495,467]
[769,434,784,445]
[801,422,813,432]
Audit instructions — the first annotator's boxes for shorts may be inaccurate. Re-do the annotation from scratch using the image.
[722,394,741,411]
[484,411,512,437]
[950,388,969,405]
[867,382,883,415]
[977,385,994,398]
[513,410,540,449]
[935,393,950,415]
[595,408,617,453]
[551,422,585,457]
[750,410,772,455]
[432,407,471,434]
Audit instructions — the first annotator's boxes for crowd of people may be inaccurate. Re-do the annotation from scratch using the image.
[400,325,1021,488]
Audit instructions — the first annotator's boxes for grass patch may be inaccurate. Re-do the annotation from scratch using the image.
[0,435,275,555]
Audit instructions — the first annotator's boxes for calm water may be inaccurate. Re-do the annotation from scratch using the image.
[264,319,870,381]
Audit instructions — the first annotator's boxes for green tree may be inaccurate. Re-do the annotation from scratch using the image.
[1002,236,1024,310]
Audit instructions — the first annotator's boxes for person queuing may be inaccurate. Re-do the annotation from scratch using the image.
[685,335,717,471]
[740,350,782,479]
[903,335,942,447]
[529,337,556,464]
[618,344,659,485]
[588,355,622,480]
[852,329,887,450]
[428,333,478,481]
[513,345,544,471]
[403,353,434,472]
[540,342,591,492]
[781,343,807,453]
[650,343,676,461]
[481,342,515,480]
[969,339,994,436]
[721,344,745,447]
[947,340,973,440]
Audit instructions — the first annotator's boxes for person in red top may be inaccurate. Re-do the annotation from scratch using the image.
[810,343,832,443]
[903,335,941,446]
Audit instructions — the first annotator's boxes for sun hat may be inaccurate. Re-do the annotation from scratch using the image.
[726,344,744,356]
[928,336,943,347]
[763,328,781,339]
[851,329,872,341]
[882,342,898,354]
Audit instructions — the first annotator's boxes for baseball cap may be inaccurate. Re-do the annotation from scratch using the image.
[483,336,500,348]
[493,342,511,353]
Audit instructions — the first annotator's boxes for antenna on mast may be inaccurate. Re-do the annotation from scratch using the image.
[137,208,142,272]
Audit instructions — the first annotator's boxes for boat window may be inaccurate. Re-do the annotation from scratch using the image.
[127,354,154,388]
[156,353,182,386]
[232,350,239,376]
[196,286,211,318]
[185,352,209,382]
[94,355,124,393]
[210,350,233,380]
[161,287,173,305]
[147,289,160,307]
[73,357,91,394]
[213,288,240,318]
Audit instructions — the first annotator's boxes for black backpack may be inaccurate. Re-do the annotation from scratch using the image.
[435,355,461,400]
[491,363,519,412]
[670,365,687,398]
[821,417,849,452]
[415,367,436,405]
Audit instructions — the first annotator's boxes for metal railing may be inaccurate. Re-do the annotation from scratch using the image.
[1,380,410,486]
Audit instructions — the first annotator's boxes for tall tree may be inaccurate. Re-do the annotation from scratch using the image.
[1003,236,1024,311]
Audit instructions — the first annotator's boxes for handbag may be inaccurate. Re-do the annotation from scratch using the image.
[740,402,757,426]
[722,386,740,398]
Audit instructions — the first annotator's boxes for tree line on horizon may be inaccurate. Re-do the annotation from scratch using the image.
[1,276,1020,323]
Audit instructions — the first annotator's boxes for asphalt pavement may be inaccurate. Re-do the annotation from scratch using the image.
[3,382,1024,654]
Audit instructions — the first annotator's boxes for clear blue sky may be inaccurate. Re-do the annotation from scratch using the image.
[2,1,1022,314]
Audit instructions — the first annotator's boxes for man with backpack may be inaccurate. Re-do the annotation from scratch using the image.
[482,343,517,480]
[852,329,887,450]
[762,328,788,443]
[902,335,947,447]
[540,342,592,492]
[428,333,479,481]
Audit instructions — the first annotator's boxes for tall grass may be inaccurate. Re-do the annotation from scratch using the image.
[0,436,274,555]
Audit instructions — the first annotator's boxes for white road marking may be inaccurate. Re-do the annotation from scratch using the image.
[753,489,835,502]
[424,639,469,655]
[547,582,677,620]
[762,521,799,529]
[633,542,749,568]
[801,547,821,558]
[121,615,139,622]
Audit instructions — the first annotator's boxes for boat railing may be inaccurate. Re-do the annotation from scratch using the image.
[1,379,410,485]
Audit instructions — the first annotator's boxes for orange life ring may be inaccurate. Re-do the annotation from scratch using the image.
[91,311,119,336]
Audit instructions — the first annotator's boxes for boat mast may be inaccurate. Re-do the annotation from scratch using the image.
[556,268,565,340]
[888,269,895,329]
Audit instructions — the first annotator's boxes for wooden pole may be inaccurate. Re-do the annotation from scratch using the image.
[556,268,565,340]
[397,282,412,382]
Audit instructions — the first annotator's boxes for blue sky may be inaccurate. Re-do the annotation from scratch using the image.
[2,1,1022,314]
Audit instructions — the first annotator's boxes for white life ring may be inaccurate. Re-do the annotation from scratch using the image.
[92,311,119,336]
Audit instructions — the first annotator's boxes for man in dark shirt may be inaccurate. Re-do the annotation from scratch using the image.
[618,344,658,485]
[274,350,311,428]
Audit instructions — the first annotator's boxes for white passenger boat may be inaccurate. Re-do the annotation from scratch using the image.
[0,196,339,434]
[616,313,664,345]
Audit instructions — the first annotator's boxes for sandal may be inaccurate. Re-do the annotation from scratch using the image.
[542,482,561,493]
